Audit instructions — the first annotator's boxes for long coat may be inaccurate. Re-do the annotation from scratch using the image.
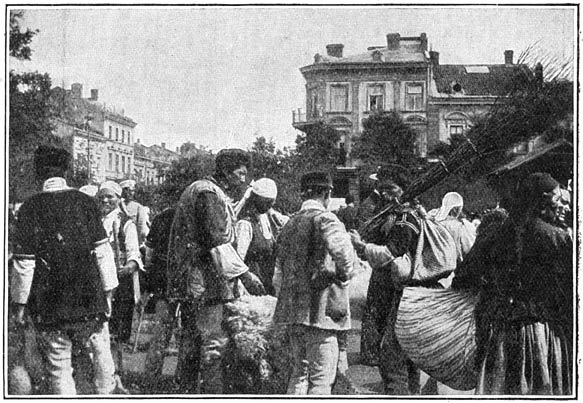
[273,200,356,331]
[167,177,248,305]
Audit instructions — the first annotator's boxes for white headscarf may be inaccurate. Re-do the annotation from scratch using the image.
[99,181,122,197]
[433,192,464,221]
[251,178,277,199]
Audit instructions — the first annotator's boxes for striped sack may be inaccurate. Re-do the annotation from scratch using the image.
[395,287,479,391]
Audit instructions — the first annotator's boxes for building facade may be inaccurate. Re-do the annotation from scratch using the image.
[52,83,137,183]
[293,33,528,196]
[134,140,179,186]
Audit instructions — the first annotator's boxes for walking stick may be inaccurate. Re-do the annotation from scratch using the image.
[132,293,152,353]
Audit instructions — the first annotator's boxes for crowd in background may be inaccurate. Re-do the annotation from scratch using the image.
[8,145,574,396]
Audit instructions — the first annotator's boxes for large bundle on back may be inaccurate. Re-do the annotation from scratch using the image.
[360,52,573,242]
[362,52,572,391]
[395,287,479,391]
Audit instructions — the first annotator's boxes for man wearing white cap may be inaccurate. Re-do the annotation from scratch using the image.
[235,178,289,296]
[119,179,149,246]
[96,181,143,391]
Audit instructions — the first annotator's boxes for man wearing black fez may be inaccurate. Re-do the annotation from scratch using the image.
[273,171,356,395]
[11,145,119,394]
[167,148,265,393]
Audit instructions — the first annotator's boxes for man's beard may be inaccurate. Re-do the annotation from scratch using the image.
[226,182,245,201]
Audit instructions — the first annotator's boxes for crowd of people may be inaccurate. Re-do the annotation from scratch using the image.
[8,145,574,396]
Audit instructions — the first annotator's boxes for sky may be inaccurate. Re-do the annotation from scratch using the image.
[9,5,576,153]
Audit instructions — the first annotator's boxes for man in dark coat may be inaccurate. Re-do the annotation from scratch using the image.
[11,146,119,395]
[336,194,359,231]
[350,164,423,395]
[167,148,265,393]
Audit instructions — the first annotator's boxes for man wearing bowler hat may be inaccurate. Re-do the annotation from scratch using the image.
[273,171,356,395]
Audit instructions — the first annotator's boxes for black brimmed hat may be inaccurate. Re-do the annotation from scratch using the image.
[301,171,333,192]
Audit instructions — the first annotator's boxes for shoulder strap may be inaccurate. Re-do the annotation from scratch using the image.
[117,211,131,253]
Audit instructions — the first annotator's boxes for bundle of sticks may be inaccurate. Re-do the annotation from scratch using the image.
[360,56,572,242]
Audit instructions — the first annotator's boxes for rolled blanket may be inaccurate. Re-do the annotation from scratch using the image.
[395,287,479,391]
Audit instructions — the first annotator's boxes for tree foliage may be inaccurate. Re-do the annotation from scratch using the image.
[351,111,418,169]
[427,132,467,160]
[9,11,63,202]
[9,11,38,61]
[294,122,341,173]
[153,146,215,211]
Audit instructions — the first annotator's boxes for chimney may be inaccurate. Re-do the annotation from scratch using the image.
[372,50,384,62]
[71,83,83,98]
[535,63,544,83]
[429,51,440,65]
[176,147,180,153]
[137,138,140,144]
[90,89,98,101]
[161,142,166,149]
[386,33,400,50]
[420,33,428,51]
[504,50,514,65]
[326,44,344,58]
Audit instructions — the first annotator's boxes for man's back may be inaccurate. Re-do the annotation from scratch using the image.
[14,189,108,325]
[274,206,354,331]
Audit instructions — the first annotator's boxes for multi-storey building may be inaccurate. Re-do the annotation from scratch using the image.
[52,83,137,183]
[293,32,530,197]
[134,140,179,185]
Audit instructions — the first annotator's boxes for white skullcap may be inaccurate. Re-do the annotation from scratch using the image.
[434,192,464,221]
[251,178,277,199]
[79,184,98,197]
[120,179,136,190]
[99,181,122,197]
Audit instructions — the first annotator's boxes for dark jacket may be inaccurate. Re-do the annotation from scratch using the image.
[167,177,248,304]
[144,207,175,296]
[13,189,108,326]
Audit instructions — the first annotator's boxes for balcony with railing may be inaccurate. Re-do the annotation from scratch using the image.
[292,107,324,131]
